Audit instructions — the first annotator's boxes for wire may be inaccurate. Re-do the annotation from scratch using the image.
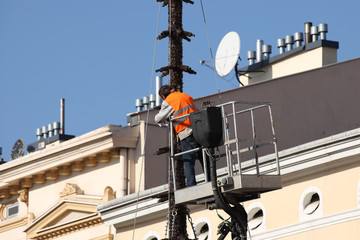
[199,0,223,104]
[131,3,161,240]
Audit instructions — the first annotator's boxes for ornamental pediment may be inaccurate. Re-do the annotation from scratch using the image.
[24,184,115,240]
[25,199,102,240]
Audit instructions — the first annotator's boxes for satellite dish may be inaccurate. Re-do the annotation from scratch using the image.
[11,139,24,161]
[215,31,241,77]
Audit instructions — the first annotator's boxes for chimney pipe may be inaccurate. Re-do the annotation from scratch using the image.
[48,123,53,138]
[42,125,48,139]
[36,128,42,140]
[53,122,60,136]
[285,35,294,51]
[277,38,285,54]
[318,23,328,40]
[136,98,143,112]
[149,94,156,109]
[143,96,149,110]
[262,45,272,60]
[294,32,304,47]
[60,98,65,135]
[311,26,319,42]
[247,51,256,65]
[155,76,162,107]
[304,22,312,44]
[256,39,263,62]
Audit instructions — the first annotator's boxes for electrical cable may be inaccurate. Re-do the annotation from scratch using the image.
[131,3,162,239]
[199,0,223,105]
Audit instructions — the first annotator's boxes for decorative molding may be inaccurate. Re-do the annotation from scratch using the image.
[18,188,29,203]
[90,234,114,240]
[250,208,360,240]
[85,156,98,167]
[72,161,85,172]
[0,216,28,233]
[103,186,115,202]
[45,170,59,180]
[34,174,46,184]
[59,183,84,198]
[21,178,34,188]
[59,165,71,176]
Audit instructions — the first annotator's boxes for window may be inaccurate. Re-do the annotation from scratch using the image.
[192,217,212,240]
[142,231,160,240]
[246,202,266,233]
[299,186,323,221]
[5,201,19,219]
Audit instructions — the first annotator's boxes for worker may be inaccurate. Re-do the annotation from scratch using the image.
[155,85,209,187]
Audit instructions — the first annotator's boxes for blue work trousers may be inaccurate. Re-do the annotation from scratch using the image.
[180,134,210,187]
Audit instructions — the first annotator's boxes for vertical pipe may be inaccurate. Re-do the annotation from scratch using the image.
[250,110,260,175]
[170,119,176,191]
[256,40,263,63]
[60,98,65,135]
[156,76,162,107]
[304,22,312,44]
[232,102,242,177]
[119,148,128,197]
[268,105,280,175]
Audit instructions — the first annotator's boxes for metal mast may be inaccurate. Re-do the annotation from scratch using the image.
[156,0,196,239]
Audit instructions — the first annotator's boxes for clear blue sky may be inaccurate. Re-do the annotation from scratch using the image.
[1,0,359,161]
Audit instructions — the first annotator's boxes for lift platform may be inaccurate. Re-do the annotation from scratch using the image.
[170,100,282,205]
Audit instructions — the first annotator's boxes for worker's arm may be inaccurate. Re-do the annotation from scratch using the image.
[155,101,174,123]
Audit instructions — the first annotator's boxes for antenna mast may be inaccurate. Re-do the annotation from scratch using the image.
[156,0,196,239]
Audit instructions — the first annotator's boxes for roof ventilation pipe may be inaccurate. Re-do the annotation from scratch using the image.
[47,123,54,138]
[53,122,60,136]
[285,35,294,51]
[294,32,304,47]
[36,128,42,140]
[143,96,149,110]
[42,125,48,139]
[262,45,272,60]
[135,98,143,112]
[155,76,162,107]
[277,38,285,54]
[60,98,65,135]
[318,23,328,40]
[149,94,156,109]
[256,39,263,62]
[304,22,312,44]
[247,51,256,65]
[311,26,319,42]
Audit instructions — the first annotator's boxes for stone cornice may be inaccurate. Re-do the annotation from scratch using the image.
[0,125,139,200]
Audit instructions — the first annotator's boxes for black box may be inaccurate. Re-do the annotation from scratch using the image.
[190,107,223,148]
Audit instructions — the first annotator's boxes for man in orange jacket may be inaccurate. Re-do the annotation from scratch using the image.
[155,85,208,187]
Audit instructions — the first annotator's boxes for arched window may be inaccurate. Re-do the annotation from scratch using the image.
[142,230,160,240]
[246,202,266,234]
[299,186,323,221]
[192,217,212,240]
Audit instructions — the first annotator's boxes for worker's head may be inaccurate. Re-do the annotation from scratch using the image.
[158,85,173,100]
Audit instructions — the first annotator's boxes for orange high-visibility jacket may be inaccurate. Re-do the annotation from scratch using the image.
[165,92,198,134]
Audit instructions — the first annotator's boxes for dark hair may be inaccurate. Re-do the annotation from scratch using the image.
[158,85,172,99]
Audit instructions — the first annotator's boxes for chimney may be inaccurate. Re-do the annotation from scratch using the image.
[149,94,156,109]
[262,45,272,60]
[285,35,294,51]
[47,123,53,138]
[277,38,285,54]
[143,96,149,110]
[60,98,65,134]
[256,39,263,62]
[294,32,304,47]
[311,26,319,42]
[136,98,143,112]
[304,22,312,44]
[247,51,256,65]
[53,122,60,136]
[318,23,328,40]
